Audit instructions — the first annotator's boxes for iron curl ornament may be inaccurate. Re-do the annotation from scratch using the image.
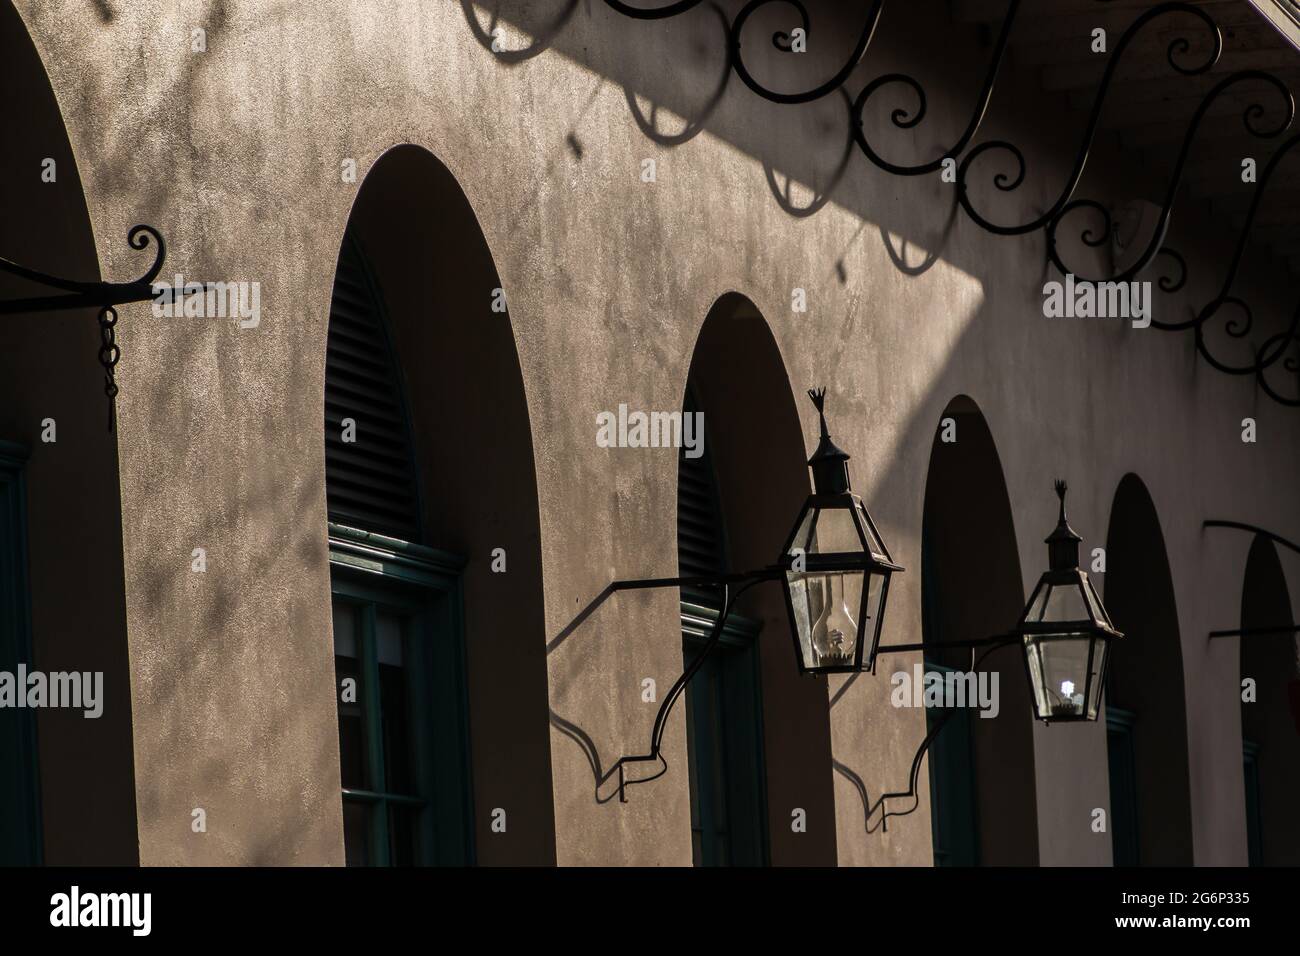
[1045,71,1295,288]
[0,223,167,431]
[1148,132,1300,405]
[851,0,1021,177]
[955,2,1222,238]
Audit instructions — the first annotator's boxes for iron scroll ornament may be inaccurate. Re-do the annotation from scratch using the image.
[601,0,1300,410]
[0,224,167,431]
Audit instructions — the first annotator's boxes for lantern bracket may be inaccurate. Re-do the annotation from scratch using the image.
[1203,520,1300,638]
[869,632,1019,830]
[0,224,169,431]
[550,566,784,803]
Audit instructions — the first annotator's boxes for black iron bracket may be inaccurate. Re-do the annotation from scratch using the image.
[0,224,168,431]
[1203,520,1300,638]
[550,566,785,803]
[868,632,1019,829]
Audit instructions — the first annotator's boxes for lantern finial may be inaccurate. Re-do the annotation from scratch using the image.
[808,387,830,440]
[1046,479,1082,570]
[805,387,851,494]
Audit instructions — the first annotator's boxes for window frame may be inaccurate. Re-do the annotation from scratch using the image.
[1106,704,1140,866]
[328,522,475,866]
[1242,738,1263,867]
[680,601,769,867]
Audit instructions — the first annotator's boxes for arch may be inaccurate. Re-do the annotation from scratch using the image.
[0,1,138,864]
[1102,473,1193,865]
[324,144,555,864]
[1239,535,1300,865]
[681,291,837,865]
[920,395,1038,865]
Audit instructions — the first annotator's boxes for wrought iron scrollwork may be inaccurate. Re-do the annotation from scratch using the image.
[851,0,1021,177]
[0,224,167,431]
[1046,71,1294,285]
[728,0,883,105]
[1143,133,1300,400]
[955,3,1221,237]
[599,0,1300,411]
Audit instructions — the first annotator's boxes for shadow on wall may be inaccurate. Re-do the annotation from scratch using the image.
[1239,534,1300,865]
[341,144,557,865]
[919,395,1038,866]
[0,0,138,865]
[1103,473,1194,866]
[454,1,1057,288]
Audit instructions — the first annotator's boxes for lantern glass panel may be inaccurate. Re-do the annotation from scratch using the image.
[1026,581,1091,623]
[1082,577,1112,629]
[791,505,860,557]
[787,568,868,669]
[1025,633,1102,719]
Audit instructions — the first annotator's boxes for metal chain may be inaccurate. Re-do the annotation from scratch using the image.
[97,305,120,431]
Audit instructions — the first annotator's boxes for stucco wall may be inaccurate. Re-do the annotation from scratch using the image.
[11,0,1299,865]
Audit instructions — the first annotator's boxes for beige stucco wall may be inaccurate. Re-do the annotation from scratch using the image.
[12,0,1299,865]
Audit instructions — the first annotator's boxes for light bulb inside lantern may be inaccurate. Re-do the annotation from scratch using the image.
[811,573,856,665]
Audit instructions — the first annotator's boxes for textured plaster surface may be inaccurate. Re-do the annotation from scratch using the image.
[11,0,1300,865]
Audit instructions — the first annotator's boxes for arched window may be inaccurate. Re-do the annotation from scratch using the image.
[676,292,837,866]
[1239,535,1300,866]
[677,385,766,866]
[325,229,473,866]
[1103,474,1193,866]
[921,396,1038,866]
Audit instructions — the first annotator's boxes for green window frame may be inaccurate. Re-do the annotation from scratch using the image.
[920,529,978,866]
[1106,704,1140,866]
[681,603,769,867]
[329,523,474,866]
[924,662,979,867]
[1242,738,1263,867]
[0,441,41,865]
[676,386,768,866]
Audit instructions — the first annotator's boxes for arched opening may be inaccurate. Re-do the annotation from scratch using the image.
[679,292,837,866]
[0,1,138,865]
[920,395,1038,865]
[1239,535,1300,865]
[324,144,555,865]
[1102,474,1193,866]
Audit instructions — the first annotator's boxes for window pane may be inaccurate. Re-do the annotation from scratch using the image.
[378,610,413,796]
[332,597,358,657]
[333,598,367,790]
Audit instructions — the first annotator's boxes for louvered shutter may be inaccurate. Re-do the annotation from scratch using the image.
[324,235,422,542]
[677,389,725,609]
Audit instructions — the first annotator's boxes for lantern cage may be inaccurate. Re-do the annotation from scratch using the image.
[781,492,902,674]
[1018,481,1122,722]
[778,388,902,676]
